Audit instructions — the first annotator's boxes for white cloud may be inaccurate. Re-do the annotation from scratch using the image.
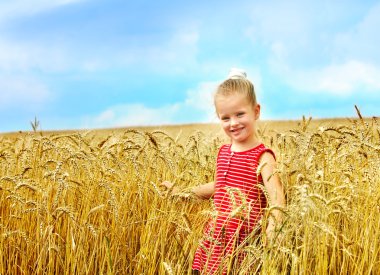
[0,39,68,116]
[0,0,201,77]
[83,103,181,128]
[333,2,380,64]
[245,0,316,55]
[84,72,268,129]
[83,81,220,128]
[250,7,318,72]
[245,1,380,97]
[0,39,70,72]
[0,0,92,74]
[285,60,380,96]
[0,26,199,75]
[117,27,199,74]
[185,81,217,115]
[0,0,85,23]
[245,0,377,63]
[0,74,52,110]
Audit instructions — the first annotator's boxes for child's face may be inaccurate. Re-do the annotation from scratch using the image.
[215,92,260,148]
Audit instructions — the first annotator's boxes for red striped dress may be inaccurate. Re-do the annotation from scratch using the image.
[192,143,275,274]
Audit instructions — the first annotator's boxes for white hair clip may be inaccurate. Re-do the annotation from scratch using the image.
[227,68,247,79]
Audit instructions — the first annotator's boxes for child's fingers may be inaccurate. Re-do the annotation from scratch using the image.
[161,181,171,186]
[161,181,173,189]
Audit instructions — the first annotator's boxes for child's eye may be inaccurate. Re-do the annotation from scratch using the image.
[221,117,229,121]
[237,112,245,117]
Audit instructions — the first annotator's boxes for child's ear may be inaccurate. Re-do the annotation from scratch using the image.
[255,104,261,120]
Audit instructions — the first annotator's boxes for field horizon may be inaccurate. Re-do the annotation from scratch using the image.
[0,116,372,138]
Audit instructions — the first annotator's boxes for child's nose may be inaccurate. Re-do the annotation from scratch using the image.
[230,117,239,126]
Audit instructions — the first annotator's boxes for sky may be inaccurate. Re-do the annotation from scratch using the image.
[0,0,379,132]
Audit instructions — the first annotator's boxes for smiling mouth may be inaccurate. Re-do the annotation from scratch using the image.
[230,127,243,133]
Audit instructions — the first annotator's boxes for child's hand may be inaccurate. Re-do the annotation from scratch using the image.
[263,221,283,248]
[264,223,275,247]
[161,181,174,189]
[161,181,180,194]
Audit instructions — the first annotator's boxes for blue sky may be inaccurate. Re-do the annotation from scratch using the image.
[1,0,379,132]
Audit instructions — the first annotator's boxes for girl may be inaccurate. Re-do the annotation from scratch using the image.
[162,68,285,274]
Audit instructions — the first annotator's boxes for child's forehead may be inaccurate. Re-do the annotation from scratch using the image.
[215,93,252,110]
[215,91,249,103]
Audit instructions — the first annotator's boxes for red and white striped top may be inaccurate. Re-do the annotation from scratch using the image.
[192,143,275,274]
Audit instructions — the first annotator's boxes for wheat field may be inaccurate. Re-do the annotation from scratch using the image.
[0,117,379,274]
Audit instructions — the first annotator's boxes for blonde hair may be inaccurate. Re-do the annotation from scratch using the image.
[214,68,257,107]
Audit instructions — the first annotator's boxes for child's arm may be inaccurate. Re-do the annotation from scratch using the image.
[161,181,215,199]
[259,152,286,243]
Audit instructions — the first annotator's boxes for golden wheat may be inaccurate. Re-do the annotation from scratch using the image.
[0,118,379,274]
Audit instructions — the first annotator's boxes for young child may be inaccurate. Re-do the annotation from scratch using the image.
[162,68,285,274]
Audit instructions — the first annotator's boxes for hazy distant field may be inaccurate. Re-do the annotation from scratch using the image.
[1,117,362,139]
[1,117,379,274]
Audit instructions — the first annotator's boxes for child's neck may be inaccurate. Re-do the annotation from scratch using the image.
[230,138,261,152]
